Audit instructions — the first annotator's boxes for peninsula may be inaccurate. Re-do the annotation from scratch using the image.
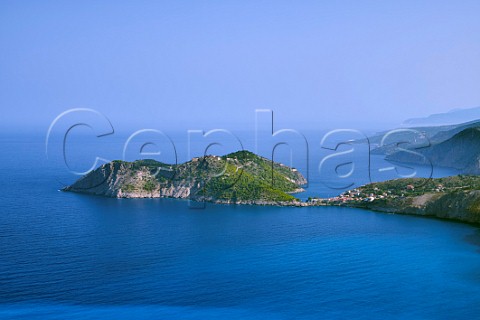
[64,150,307,205]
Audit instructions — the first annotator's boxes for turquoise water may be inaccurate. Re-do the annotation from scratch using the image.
[1,133,480,319]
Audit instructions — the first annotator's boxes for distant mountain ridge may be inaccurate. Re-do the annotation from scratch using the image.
[403,106,480,126]
[369,119,480,156]
[386,127,480,174]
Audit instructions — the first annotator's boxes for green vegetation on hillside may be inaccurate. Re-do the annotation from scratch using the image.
[203,161,296,202]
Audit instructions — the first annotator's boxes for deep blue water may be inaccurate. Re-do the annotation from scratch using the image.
[2,132,480,319]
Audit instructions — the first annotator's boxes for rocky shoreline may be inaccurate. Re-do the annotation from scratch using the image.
[313,176,480,225]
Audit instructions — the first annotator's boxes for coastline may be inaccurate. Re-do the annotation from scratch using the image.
[62,188,480,226]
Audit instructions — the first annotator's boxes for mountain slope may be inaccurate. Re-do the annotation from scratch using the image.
[386,127,480,173]
[428,119,480,144]
[63,150,307,204]
[368,119,480,155]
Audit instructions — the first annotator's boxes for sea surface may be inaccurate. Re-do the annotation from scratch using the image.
[1,131,480,319]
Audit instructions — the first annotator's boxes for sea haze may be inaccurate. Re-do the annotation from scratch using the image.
[1,133,480,319]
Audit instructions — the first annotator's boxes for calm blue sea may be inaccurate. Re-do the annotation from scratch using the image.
[1,131,480,319]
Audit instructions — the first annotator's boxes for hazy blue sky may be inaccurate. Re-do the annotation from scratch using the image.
[1,0,480,133]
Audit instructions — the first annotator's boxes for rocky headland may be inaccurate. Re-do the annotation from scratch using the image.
[64,150,307,205]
